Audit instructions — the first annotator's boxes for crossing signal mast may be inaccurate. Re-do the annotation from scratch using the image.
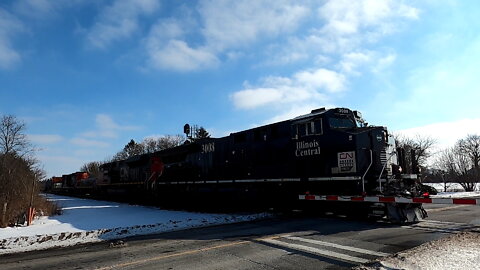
[184,124,210,141]
[184,123,196,140]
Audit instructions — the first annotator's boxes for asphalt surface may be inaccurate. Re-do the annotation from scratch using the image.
[1,204,479,270]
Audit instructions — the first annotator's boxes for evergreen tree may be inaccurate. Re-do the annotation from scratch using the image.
[113,139,144,160]
[195,127,210,139]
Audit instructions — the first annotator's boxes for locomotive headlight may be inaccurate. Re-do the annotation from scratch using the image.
[392,164,402,174]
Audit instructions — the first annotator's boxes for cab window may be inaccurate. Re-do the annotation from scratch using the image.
[314,119,323,135]
[292,118,323,138]
[328,117,356,129]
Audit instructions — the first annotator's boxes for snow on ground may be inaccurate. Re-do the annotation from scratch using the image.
[355,231,480,270]
[432,191,480,198]
[422,182,480,198]
[0,194,271,254]
[424,182,479,192]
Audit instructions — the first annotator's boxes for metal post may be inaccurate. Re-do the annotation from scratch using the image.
[442,172,446,193]
[27,173,36,226]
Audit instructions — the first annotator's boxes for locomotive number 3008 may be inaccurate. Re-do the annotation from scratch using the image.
[202,143,215,153]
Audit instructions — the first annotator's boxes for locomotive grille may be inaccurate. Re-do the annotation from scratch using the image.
[380,148,392,174]
[380,149,387,165]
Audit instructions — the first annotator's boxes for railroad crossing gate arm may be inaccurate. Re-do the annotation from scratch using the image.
[298,194,480,205]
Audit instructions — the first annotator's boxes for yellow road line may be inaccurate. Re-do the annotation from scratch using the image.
[94,235,284,270]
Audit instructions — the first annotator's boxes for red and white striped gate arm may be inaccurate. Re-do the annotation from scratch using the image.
[298,194,480,205]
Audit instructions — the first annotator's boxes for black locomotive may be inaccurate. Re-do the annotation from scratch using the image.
[87,107,426,222]
[47,107,427,222]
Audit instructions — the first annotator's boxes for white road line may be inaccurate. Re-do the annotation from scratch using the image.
[427,205,469,213]
[401,220,476,233]
[421,220,469,226]
[284,236,389,257]
[400,225,462,233]
[261,238,369,264]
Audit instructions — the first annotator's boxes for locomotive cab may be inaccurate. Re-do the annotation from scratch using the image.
[290,108,400,196]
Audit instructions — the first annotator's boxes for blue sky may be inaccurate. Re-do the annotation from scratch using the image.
[1,0,479,177]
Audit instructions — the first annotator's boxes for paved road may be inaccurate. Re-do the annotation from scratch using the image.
[1,204,479,270]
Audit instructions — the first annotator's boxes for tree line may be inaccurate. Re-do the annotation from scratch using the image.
[80,127,210,178]
[395,134,480,191]
[0,115,56,227]
[434,135,480,191]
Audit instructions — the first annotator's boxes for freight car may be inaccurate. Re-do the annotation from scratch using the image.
[92,107,427,222]
[49,172,93,193]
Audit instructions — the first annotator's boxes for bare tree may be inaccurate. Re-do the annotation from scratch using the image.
[157,135,184,150]
[142,137,158,153]
[80,161,102,179]
[1,153,33,226]
[394,134,436,174]
[0,114,49,227]
[435,136,479,192]
[140,135,185,153]
[0,115,32,156]
[435,148,458,191]
[457,134,480,172]
[108,135,186,162]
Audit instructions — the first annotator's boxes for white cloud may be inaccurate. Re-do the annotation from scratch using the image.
[338,51,397,75]
[87,0,160,49]
[294,69,346,93]
[373,53,396,73]
[143,0,417,72]
[339,52,371,74]
[231,68,344,110]
[12,0,94,18]
[147,40,219,71]
[145,0,309,71]
[0,8,24,69]
[145,18,219,71]
[232,88,284,110]
[198,0,310,51]
[318,0,419,37]
[222,0,419,125]
[264,103,336,124]
[82,114,140,139]
[28,134,63,144]
[268,0,418,66]
[13,0,56,18]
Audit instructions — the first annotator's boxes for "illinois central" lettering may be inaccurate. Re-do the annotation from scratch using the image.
[295,140,321,157]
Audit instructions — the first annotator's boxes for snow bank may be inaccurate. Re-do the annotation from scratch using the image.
[0,194,271,254]
[355,231,480,270]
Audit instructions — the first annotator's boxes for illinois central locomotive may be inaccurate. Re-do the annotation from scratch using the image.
[86,107,426,222]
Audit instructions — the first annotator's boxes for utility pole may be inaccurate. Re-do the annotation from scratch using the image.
[441,171,447,193]
[27,173,36,226]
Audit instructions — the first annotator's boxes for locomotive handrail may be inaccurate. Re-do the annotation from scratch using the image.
[361,150,373,194]
[378,150,396,193]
